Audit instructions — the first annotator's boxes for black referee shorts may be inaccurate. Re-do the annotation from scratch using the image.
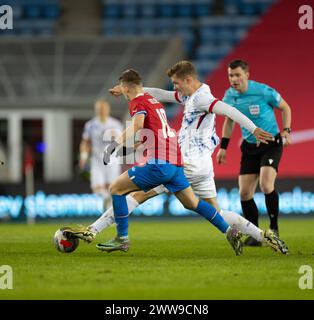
[240,133,283,175]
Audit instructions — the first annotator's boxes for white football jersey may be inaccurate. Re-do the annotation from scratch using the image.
[177,84,220,176]
[82,117,123,161]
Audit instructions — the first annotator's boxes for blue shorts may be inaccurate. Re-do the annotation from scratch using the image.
[128,160,190,193]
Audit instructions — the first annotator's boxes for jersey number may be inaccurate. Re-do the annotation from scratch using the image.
[156,108,175,138]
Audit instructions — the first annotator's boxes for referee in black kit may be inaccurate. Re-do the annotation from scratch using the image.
[217,60,292,246]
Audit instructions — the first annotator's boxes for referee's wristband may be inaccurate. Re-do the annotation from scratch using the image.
[220,137,230,150]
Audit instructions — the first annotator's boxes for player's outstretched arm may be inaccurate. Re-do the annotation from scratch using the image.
[143,87,180,103]
[211,101,274,144]
[109,86,180,104]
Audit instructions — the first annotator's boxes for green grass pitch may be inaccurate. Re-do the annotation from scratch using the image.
[0,218,314,300]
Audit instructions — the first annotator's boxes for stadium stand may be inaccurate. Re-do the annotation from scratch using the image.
[1,1,277,79]
[0,37,182,119]
[224,0,275,15]
[101,0,277,80]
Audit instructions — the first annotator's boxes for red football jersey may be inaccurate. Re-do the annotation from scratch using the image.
[129,93,183,166]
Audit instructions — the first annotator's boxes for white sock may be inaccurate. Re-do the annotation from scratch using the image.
[220,210,263,242]
[89,195,139,234]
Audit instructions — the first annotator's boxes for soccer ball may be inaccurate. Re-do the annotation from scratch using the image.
[53,227,79,253]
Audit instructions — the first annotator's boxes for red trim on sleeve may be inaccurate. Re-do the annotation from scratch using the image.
[208,99,219,113]
[174,91,181,103]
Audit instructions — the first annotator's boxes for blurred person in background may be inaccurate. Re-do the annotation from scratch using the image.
[217,59,292,246]
[79,98,123,206]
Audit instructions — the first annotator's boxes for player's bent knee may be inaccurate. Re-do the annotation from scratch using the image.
[239,190,254,201]
[109,182,120,195]
[259,184,274,194]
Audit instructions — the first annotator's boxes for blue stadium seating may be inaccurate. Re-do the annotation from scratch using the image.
[101,0,277,79]
[0,0,59,36]
[140,2,155,18]
[193,59,220,80]
[224,0,275,15]
[102,0,213,19]
[25,5,42,19]
[2,0,276,80]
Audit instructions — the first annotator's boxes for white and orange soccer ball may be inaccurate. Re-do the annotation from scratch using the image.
[53,227,79,253]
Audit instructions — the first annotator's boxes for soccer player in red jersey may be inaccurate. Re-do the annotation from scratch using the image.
[63,64,288,256]
[92,69,243,255]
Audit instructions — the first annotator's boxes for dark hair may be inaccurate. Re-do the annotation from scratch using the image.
[118,69,142,86]
[228,60,249,72]
[167,60,197,79]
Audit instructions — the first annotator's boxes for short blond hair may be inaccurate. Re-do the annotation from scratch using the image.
[167,60,197,79]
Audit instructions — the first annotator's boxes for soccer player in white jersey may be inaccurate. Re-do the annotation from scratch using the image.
[68,61,288,254]
[79,98,123,202]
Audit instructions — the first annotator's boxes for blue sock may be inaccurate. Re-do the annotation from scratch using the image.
[195,200,230,233]
[112,194,129,237]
